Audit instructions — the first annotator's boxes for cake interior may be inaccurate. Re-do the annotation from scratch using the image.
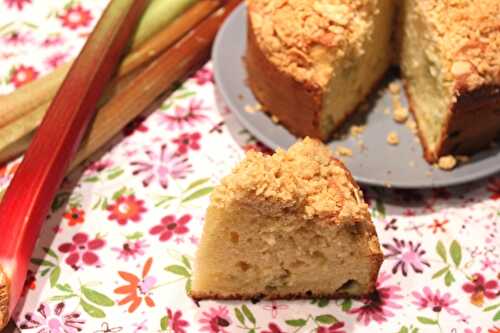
[192,204,378,299]
[319,0,395,138]
[399,0,453,156]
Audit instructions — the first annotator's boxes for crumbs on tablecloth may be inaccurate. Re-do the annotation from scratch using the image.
[387,131,400,145]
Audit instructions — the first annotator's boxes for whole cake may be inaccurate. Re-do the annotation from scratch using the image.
[246,0,500,163]
[191,138,382,300]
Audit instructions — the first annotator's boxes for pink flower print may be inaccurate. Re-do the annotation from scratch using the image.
[45,52,68,70]
[41,34,65,47]
[107,194,147,225]
[4,0,31,10]
[317,322,346,333]
[112,239,149,261]
[131,144,192,188]
[194,67,214,85]
[159,99,208,130]
[199,306,231,333]
[124,116,148,136]
[2,30,32,46]
[263,301,288,319]
[412,287,461,316]
[261,323,286,333]
[462,273,498,306]
[150,214,191,242]
[382,238,430,276]
[19,302,84,332]
[167,308,189,333]
[85,158,113,175]
[465,328,482,333]
[172,132,201,155]
[58,233,105,269]
[58,5,93,30]
[349,272,403,325]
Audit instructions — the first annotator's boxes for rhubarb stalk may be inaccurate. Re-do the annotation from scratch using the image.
[0,0,148,328]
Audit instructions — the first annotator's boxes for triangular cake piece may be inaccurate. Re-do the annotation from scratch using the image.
[191,138,382,300]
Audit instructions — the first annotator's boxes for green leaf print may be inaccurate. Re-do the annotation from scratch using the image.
[81,286,115,307]
[49,266,61,287]
[184,178,210,192]
[432,267,449,279]
[112,187,127,200]
[315,314,337,324]
[49,294,78,301]
[484,303,500,312]
[436,241,447,263]
[399,327,409,333]
[83,176,99,183]
[234,308,245,325]
[340,298,352,311]
[80,299,105,318]
[248,329,256,333]
[444,271,455,286]
[174,91,196,99]
[185,279,192,293]
[107,169,124,180]
[40,268,51,277]
[126,232,144,240]
[417,316,438,325]
[56,284,73,293]
[375,198,386,218]
[31,258,55,267]
[160,316,169,330]
[242,304,256,324]
[494,310,500,321]
[181,187,213,203]
[450,240,462,267]
[43,247,59,259]
[285,319,307,327]
[165,265,191,277]
[181,255,191,269]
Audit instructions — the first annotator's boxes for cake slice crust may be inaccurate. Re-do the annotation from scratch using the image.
[191,138,382,300]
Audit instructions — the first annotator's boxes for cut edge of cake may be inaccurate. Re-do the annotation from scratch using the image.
[191,138,383,301]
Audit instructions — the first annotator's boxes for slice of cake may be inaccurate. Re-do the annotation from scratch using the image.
[245,0,396,140]
[398,0,500,162]
[191,138,382,300]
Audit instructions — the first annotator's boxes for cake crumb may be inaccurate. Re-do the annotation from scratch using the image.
[388,82,401,94]
[271,115,280,123]
[405,119,418,134]
[383,181,392,188]
[336,146,353,157]
[386,132,400,145]
[237,94,244,100]
[393,106,409,123]
[244,105,256,113]
[437,155,457,171]
[426,171,433,177]
[349,125,365,137]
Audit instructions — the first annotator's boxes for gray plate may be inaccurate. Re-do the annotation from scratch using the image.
[212,4,500,188]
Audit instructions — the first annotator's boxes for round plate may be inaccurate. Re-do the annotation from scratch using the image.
[212,4,500,188]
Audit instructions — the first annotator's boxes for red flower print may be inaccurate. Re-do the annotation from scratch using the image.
[172,132,201,155]
[487,178,500,200]
[58,5,92,30]
[63,207,85,226]
[462,273,498,306]
[317,322,346,333]
[114,257,157,313]
[261,323,286,333]
[58,233,105,269]
[263,301,288,318]
[199,306,231,333]
[412,286,461,316]
[150,214,191,242]
[9,65,38,88]
[194,67,214,85]
[349,272,403,325]
[131,144,192,189]
[159,99,208,130]
[465,328,482,333]
[107,194,147,225]
[21,269,36,297]
[4,0,31,10]
[428,219,449,233]
[124,116,148,136]
[489,327,500,333]
[167,308,189,333]
[19,302,85,331]
[41,34,65,47]
[383,238,430,276]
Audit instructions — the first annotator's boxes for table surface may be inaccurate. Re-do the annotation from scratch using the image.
[1,1,499,333]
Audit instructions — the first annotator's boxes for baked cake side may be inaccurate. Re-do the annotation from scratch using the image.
[400,0,500,162]
[246,0,396,140]
[191,138,382,300]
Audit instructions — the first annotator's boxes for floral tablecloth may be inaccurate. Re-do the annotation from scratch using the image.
[0,1,499,332]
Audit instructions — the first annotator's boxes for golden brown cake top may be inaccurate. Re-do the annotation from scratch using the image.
[417,0,500,91]
[210,138,370,224]
[247,0,378,88]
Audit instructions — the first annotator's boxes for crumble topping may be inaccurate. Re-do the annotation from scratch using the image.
[437,155,457,171]
[386,131,400,145]
[211,138,370,224]
[416,0,500,91]
[248,0,378,88]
